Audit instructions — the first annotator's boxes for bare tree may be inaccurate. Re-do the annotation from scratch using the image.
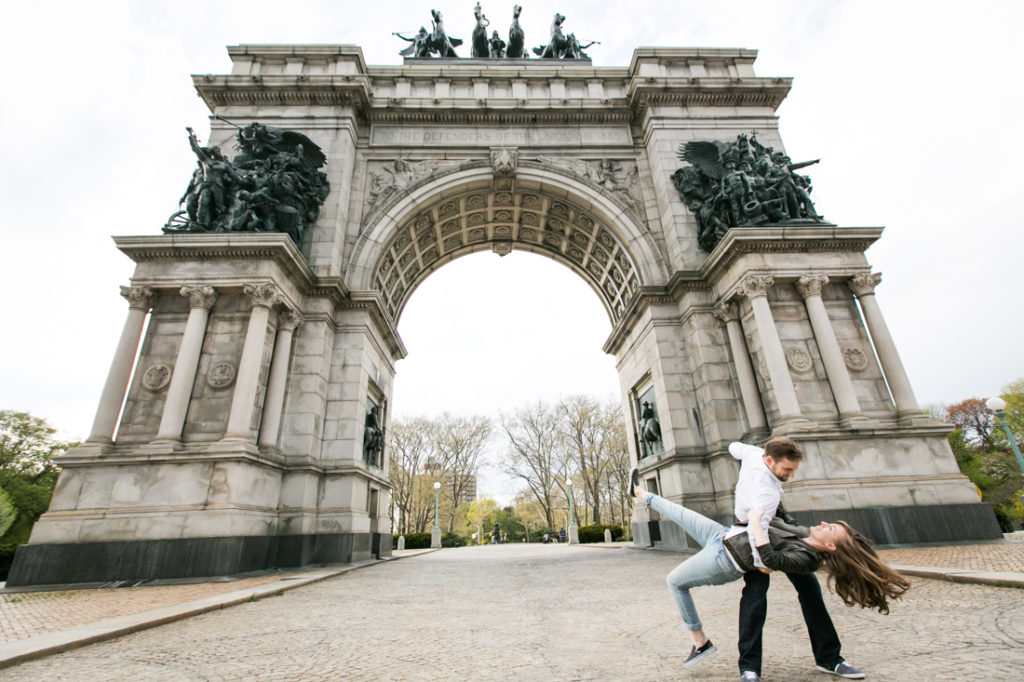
[434,412,492,532]
[946,398,996,447]
[388,417,436,534]
[558,394,617,524]
[501,402,568,529]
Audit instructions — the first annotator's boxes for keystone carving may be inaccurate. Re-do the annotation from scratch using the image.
[490,147,518,175]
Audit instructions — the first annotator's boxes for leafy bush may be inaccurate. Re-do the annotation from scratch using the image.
[578,524,625,543]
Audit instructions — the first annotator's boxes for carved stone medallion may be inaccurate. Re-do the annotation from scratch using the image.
[142,364,171,392]
[843,347,869,371]
[207,362,237,389]
[786,347,813,373]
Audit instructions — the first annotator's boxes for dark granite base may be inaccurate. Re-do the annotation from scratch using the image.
[635,503,1003,551]
[784,503,1004,546]
[5,532,377,587]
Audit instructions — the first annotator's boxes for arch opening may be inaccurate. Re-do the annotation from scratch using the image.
[367,179,647,325]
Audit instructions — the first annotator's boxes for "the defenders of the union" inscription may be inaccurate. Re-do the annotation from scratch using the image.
[371,126,632,147]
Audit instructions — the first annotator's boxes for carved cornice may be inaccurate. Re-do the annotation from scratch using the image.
[193,75,372,113]
[699,226,884,285]
[114,234,320,294]
[367,107,632,126]
[338,291,408,360]
[603,285,677,355]
[628,77,792,120]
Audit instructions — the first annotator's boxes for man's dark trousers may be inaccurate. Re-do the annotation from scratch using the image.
[737,570,843,674]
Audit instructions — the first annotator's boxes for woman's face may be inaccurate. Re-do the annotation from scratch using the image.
[809,521,849,550]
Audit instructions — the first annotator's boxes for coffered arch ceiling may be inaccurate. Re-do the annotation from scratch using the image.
[371,181,645,325]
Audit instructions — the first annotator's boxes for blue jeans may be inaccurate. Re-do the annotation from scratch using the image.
[646,493,744,630]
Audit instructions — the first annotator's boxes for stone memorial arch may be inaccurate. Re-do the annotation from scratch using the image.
[8,40,999,586]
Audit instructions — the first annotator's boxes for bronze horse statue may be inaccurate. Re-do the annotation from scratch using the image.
[471,2,490,58]
[507,5,525,58]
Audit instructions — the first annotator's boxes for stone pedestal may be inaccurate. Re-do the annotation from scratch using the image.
[430,529,441,549]
[567,524,579,545]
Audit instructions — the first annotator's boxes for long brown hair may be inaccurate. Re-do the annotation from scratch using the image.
[818,521,910,615]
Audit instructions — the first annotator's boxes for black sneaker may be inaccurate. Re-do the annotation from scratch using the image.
[816,660,865,679]
[628,467,640,498]
[682,639,716,668]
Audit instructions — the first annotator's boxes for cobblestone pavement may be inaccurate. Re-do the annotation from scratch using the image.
[2,544,1023,681]
[878,538,1024,573]
[0,574,293,644]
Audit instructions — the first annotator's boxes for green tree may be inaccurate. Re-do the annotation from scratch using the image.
[0,410,73,578]
[0,486,17,538]
[945,390,1024,532]
[464,497,498,543]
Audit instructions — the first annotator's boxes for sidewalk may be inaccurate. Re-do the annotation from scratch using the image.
[0,549,436,670]
[1,539,1021,671]
[877,532,1024,589]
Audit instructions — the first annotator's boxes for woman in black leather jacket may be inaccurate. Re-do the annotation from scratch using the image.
[630,478,908,668]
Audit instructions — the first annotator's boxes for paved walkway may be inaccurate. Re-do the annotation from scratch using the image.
[0,540,1022,680]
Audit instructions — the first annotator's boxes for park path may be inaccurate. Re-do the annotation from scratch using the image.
[2,542,1024,681]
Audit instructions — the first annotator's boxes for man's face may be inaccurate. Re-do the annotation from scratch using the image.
[764,455,799,482]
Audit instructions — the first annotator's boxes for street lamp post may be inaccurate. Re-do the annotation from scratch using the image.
[431,481,442,548]
[987,397,1024,512]
[566,478,579,544]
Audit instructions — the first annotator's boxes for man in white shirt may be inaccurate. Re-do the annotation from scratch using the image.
[729,440,802,570]
[730,439,864,682]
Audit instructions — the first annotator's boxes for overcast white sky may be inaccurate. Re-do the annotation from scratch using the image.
[1,1,1021,503]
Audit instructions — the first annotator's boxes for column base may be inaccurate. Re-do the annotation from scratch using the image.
[430,529,441,548]
[771,418,818,436]
[567,523,579,544]
[897,410,934,427]
[839,415,876,430]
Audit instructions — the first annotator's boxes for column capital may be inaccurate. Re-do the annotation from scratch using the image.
[738,275,775,300]
[278,308,304,332]
[119,285,154,311]
[848,272,882,297]
[713,301,739,324]
[243,282,283,309]
[180,285,218,310]
[796,274,830,299]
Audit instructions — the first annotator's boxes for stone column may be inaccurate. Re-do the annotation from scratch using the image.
[156,286,218,442]
[87,285,154,443]
[223,283,282,441]
[738,275,810,428]
[848,272,924,423]
[258,308,303,448]
[714,301,768,434]
[797,275,868,427]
